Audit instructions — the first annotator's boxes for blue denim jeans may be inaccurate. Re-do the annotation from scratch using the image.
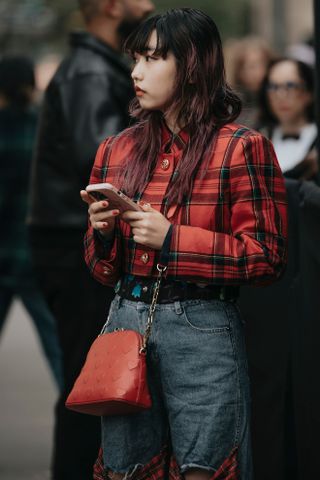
[101,295,253,479]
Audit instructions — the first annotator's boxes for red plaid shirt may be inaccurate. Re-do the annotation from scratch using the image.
[84,123,287,287]
[93,445,239,480]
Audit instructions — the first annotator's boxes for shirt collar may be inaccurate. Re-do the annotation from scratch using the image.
[161,120,189,153]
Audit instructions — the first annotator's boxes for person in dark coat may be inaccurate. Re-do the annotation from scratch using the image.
[239,178,320,480]
[28,1,154,479]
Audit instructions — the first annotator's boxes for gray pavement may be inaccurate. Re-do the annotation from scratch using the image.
[0,300,58,480]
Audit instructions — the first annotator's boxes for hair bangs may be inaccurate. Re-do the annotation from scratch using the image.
[124,16,170,59]
[119,8,242,207]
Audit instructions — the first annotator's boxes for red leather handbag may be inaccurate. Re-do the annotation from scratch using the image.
[65,264,166,416]
[65,329,151,415]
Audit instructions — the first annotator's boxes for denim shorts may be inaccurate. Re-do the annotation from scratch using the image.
[101,295,253,479]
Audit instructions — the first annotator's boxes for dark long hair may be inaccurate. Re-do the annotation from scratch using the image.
[0,56,35,108]
[115,8,241,206]
[259,58,315,127]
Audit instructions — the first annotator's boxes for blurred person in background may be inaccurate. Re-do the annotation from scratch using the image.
[0,56,63,390]
[239,56,317,480]
[34,53,61,103]
[225,36,275,128]
[259,58,317,181]
[286,35,315,67]
[28,0,155,479]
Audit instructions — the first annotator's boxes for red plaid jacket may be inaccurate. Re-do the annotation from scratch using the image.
[93,445,238,480]
[84,123,287,287]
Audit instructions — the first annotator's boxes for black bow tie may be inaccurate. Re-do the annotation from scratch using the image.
[282,133,300,140]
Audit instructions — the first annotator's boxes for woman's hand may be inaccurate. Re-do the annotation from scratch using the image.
[122,203,171,250]
[80,190,120,238]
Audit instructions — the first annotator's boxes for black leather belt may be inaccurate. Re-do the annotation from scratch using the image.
[117,275,239,304]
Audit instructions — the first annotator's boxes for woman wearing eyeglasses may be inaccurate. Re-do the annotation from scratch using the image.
[259,58,317,181]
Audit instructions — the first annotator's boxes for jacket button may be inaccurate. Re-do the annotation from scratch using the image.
[161,158,170,170]
[140,253,149,264]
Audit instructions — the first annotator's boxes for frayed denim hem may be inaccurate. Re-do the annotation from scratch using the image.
[180,463,215,474]
[106,463,144,479]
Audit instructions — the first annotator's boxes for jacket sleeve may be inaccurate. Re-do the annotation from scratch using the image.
[61,74,131,186]
[84,140,122,286]
[167,134,288,285]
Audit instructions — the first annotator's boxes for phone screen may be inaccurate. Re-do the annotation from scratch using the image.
[88,191,108,202]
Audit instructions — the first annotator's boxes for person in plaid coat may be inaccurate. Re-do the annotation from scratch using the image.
[0,56,63,389]
[81,8,287,480]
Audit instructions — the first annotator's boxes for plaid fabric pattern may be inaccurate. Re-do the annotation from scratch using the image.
[93,445,239,479]
[0,106,38,287]
[93,448,105,480]
[84,122,287,287]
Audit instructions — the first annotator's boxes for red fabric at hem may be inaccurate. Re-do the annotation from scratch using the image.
[93,446,238,480]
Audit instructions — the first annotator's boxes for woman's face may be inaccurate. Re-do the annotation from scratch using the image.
[239,48,268,92]
[131,30,177,114]
[267,60,312,126]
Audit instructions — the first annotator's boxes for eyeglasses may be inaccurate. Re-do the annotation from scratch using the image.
[266,81,306,96]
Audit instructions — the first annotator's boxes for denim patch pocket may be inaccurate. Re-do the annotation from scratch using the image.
[182,300,230,333]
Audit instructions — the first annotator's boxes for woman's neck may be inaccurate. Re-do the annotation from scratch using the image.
[280,116,310,134]
[163,112,184,134]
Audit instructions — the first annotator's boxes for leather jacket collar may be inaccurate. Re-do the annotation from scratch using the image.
[69,31,131,73]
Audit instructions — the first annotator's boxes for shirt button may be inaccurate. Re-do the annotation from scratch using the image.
[103,267,112,275]
[161,158,170,170]
[140,253,149,264]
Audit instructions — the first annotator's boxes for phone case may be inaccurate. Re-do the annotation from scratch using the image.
[86,183,141,213]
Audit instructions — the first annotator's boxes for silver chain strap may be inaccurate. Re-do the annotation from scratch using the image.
[139,264,167,354]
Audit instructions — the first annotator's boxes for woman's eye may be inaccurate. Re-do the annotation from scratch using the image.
[145,55,158,62]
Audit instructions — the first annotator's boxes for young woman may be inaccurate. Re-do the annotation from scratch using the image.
[259,58,317,180]
[81,8,287,480]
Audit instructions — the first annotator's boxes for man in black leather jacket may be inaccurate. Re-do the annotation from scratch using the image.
[28,1,154,479]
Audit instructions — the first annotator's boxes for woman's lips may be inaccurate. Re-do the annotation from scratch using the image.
[135,86,145,97]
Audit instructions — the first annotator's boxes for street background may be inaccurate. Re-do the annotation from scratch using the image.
[0,0,316,479]
[0,300,57,480]
[0,0,314,58]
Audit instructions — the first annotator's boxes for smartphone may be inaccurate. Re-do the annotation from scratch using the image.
[86,183,141,213]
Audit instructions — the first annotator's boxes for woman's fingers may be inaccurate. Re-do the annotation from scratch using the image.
[89,200,110,213]
[80,190,92,204]
[139,202,153,212]
[80,191,109,211]
[91,210,113,222]
[91,209,120,229]
[94,221,111,230]
[80,191,118,214]
[122,210,145,221]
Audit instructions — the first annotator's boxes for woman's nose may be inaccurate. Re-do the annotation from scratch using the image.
[131,63,143,81]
